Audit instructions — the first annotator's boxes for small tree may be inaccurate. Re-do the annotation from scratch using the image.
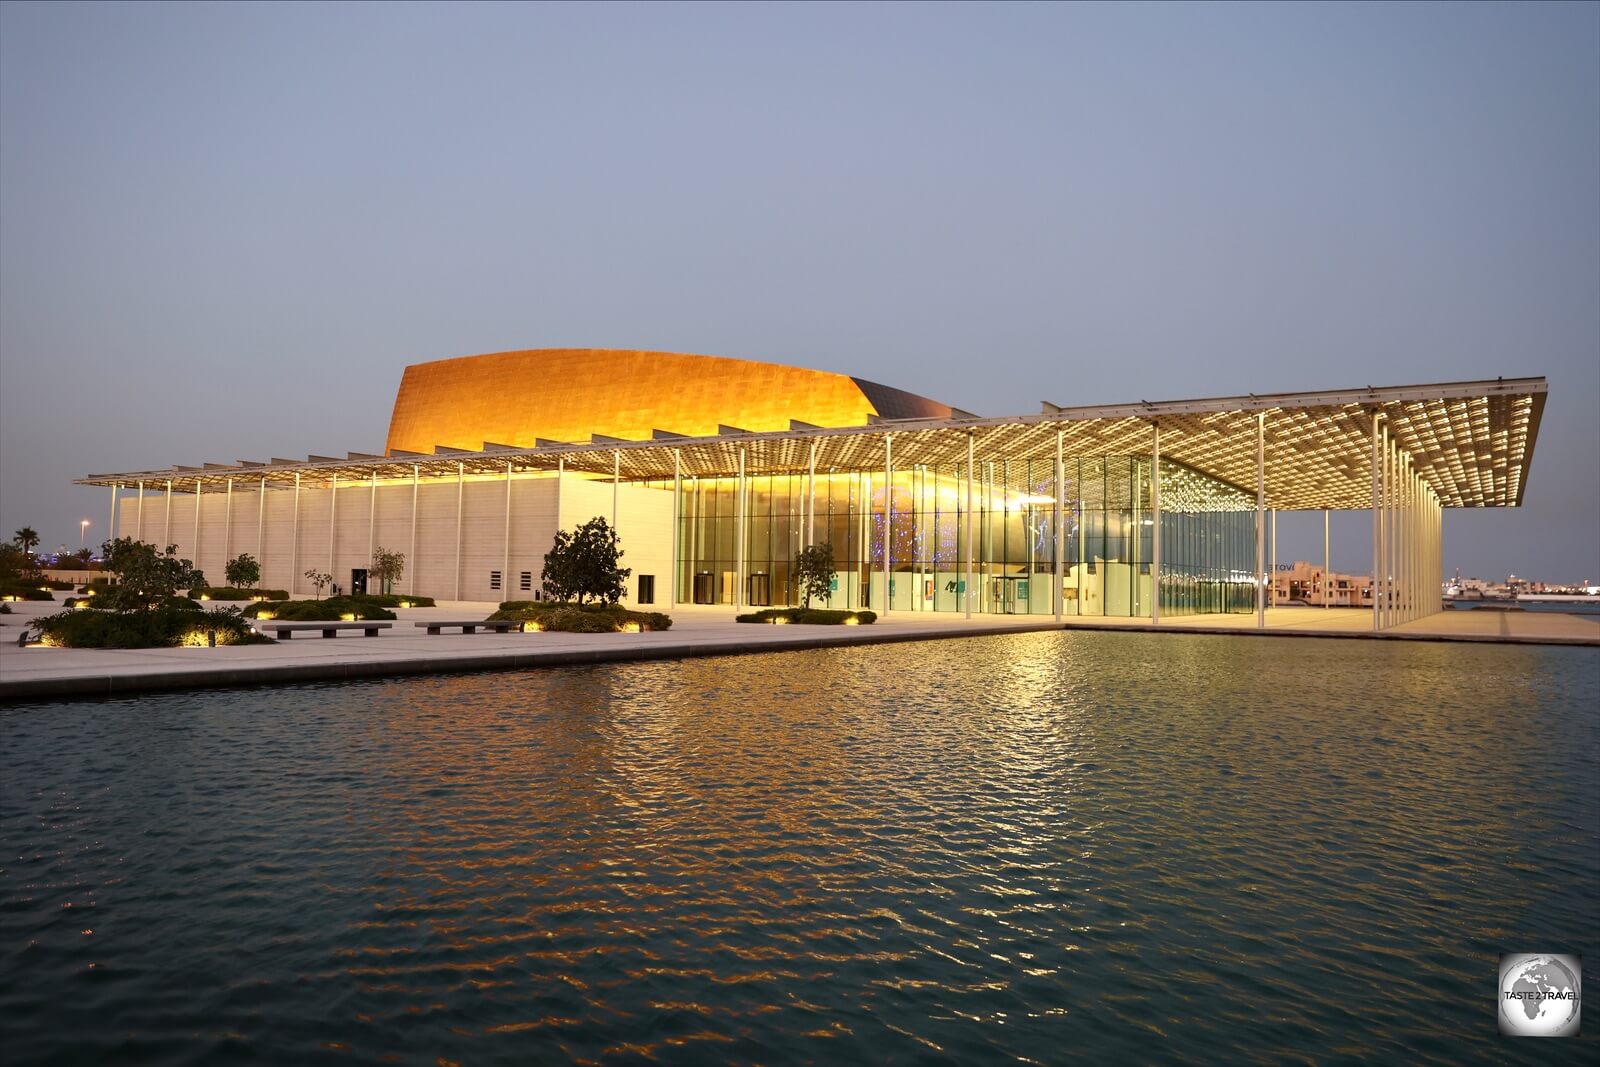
[101,538,204,611]
[541,516,631,605]
[794,541,836,608]
[369,547,405,594]
[225,553,261,589]
[13,527,39,555]
[0,543,41,588]
[304,570,332,599]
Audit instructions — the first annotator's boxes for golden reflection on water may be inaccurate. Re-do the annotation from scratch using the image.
[0,633,1595,1064]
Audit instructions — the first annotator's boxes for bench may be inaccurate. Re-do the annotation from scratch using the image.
[415,619,523,635]
[258,621,393,640]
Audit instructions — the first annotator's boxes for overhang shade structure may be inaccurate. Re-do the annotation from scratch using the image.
[84,377,1545,513]
[80,368,1543,630]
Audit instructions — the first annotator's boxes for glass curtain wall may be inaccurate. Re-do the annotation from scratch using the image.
[672,455,1255,617]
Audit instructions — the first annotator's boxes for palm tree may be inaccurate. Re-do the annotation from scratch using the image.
[13,527,39,555]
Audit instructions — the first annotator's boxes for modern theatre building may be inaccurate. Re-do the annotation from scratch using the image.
[80,348,1546,630]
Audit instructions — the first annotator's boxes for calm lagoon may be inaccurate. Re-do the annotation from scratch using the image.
[2,631,1596,1064]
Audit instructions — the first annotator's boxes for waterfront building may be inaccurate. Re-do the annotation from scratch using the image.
[1270,561,1373,607]
[80,349,1545,630]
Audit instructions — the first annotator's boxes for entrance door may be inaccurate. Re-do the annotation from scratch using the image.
[693,572,715,605]
[747,572,771,607]
[351,569,368,596]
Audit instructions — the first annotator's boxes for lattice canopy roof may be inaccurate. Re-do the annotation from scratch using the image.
[81,378,1545,511]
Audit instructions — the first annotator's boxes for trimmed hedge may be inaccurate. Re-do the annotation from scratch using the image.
[32,604,273,648]
[490,601,672,632]
[42,579,76,591]
[188,586,291,601]
[736,608,877,625]
[243,596,397,622]
[0,586,55,601]
[349,593,435,608]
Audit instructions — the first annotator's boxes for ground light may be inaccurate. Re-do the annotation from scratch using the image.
[619,621,642,633]
[843,615,860,625]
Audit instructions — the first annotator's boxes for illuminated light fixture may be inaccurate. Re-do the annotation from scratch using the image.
[199,594,210,601]
[843,615,860,625]
[620,621,643,633]
[341,613,357,621]
[398,601,412,609]
[525,621,543,632]
[256,611,276,621]
[771,616,790,625]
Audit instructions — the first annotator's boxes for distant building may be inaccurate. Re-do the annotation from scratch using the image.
[1270,561,1372,607]
[80,348,1545,630]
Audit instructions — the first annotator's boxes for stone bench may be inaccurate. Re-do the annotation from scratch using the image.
[415,619,522,635]
[258,621,393,640]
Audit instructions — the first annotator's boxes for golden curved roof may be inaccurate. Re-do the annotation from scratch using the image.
[383,348,953,454]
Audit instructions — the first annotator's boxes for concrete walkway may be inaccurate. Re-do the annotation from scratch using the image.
[1,600,1594,702]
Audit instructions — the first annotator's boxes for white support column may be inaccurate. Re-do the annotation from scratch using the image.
[502,460,513,602]
[224,478,234,570]
[671,449,681,607]
[964,433,974,619]
[136,481,145,539]
[735,448,746,614]
[1371,416,1380,631]
[806,440,817,549]
[291,472,302,595]
[1269,508,1277,608]
[328,473,338,583]
[1387,433,1396,628]
[164,479,173,549]
[1322,509,1329,608]
[612,449,620,530]
[1255,412,1265,629]
[1150,424,1161,624]
[109,483,119,544]
[192,478,203,570]
[882,435,892,616]
[1054,430,1065,623]
[409,465,419,595]
[257,477,266,562]
[367,471,377,570]
[454,462,464,602]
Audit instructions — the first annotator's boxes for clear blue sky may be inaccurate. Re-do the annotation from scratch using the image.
[2,1,1596,581]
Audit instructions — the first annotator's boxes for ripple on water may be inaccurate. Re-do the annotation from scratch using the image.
[0,632,1596,1065]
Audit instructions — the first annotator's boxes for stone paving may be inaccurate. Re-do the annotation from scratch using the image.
[1,598,1594,701]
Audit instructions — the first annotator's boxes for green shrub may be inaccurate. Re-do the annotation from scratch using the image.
[350,593,435,608]
[42,578,76,591]
[0,602,10,614]
[244,596,397,621]
[735,608,876,625]
[32,604,272,648]
[187,586,290,601]
[0,586,54,601]
[490,601,671,632]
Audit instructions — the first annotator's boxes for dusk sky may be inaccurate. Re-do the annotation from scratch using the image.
[2,1,1596,580]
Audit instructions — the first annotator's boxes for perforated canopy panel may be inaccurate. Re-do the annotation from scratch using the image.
[83,378,1545,511]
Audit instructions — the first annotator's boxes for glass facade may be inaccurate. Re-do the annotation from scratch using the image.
[670,455,1257,618]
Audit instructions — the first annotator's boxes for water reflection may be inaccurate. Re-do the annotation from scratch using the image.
[1,633,1595,1065]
